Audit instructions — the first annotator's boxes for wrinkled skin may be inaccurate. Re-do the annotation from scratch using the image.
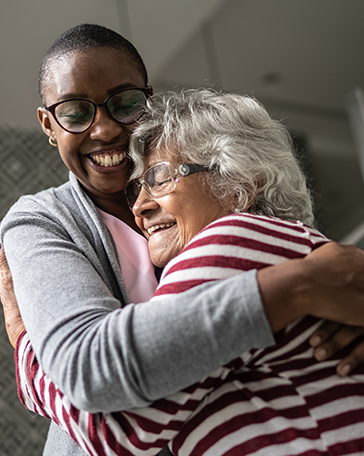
[132,148,231,267]
[0,248,24,347]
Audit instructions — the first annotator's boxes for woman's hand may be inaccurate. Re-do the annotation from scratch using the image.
[259,242,364,376]
[0,247,25,348]
[258,242,364,335]
[310,321,364,376]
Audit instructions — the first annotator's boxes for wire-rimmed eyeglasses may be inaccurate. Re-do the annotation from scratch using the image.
[45,87,152,134]
[125,161,209,209]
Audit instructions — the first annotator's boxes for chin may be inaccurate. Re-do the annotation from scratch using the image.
[152,257,169,269]
[150,251,175,268]
[150,244,183,269]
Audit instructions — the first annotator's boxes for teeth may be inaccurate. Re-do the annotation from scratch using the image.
[147,222,175,236]
[90,152,126,167]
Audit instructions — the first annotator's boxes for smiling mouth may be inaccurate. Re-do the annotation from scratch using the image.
[147,222,176,236]
[89,151,127,167]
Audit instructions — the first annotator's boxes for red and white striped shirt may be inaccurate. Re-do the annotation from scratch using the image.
[16,214,364,455]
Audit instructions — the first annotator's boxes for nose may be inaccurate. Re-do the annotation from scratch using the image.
[132,185,160,218]
[89,106,129,141]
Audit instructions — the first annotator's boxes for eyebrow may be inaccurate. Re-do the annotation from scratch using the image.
[107,83,142,96]
[56,93,88,102]
[55,83,145,103]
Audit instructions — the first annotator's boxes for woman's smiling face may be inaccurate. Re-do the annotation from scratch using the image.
[132,147,231,267]
[38,48,147,199]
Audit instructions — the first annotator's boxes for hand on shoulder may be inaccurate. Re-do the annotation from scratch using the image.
[0,247,25,348]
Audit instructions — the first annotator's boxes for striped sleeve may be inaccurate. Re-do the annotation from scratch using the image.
[153,213,327,299]
[15,329,232,455]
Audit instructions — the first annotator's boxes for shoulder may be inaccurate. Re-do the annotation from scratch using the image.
[199,213,327,240]
[193,213,328,252]
[0,178,98,243]
[3,180,73,216]
[155,213,328,299]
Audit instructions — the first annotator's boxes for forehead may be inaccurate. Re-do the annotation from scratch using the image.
[145,146,180,169]
[43,48,145,105]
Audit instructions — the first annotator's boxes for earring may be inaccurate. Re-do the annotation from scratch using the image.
[49,136,57,147]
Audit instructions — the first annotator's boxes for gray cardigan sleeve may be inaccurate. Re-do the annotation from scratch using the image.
[1,189,274,413]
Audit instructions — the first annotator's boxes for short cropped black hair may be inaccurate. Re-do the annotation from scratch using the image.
[38,23,148,104]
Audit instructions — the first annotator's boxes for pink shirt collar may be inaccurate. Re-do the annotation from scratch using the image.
[96,208,158,304]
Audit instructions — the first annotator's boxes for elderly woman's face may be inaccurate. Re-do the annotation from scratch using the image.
[132,148,230,267]
[37,48,146,199]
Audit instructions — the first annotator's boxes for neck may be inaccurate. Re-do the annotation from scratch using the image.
[83,186,143,235]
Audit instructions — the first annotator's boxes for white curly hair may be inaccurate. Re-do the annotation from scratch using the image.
[129,88,314,226]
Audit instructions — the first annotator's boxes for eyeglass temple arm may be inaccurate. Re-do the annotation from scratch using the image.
[177,163,209,176]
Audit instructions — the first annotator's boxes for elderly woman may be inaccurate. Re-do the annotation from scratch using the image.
[14,89,364,455]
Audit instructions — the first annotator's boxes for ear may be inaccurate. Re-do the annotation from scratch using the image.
[231,183,258,213]
[244,182,261,213]
[37,107,55,139]
[245,184,258,210]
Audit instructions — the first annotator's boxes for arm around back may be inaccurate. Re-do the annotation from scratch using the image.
[259,242,364,332]
[0,182,274,412]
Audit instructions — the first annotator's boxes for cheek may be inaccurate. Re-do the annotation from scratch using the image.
[176,206,204,244]
[178,224,194,248]
[149,237,180,268]
[147,225,184,267]
[58,138,82,168]
[135,216,144,233]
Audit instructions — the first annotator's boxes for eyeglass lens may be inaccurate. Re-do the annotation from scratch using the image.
[143,163,175,197]
[125,180,142,210]
[125,163,174,209]
[125,162,208,210]
[55,100,94,133]
[54,89,147,133]
[108,90,146,124]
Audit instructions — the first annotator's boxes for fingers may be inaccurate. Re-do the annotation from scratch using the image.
[310,320,364,376]
[0,246,14,304]
[336,338,364,376]
[315,325,364,360]
[0,247,25,348]
[309,320,341,348]
[0,246,13,294]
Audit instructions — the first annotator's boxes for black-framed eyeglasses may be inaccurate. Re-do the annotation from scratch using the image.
[125,161,209,209]
[45,87,152,134]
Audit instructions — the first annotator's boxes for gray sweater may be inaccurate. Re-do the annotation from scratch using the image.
[0,172,274,456]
